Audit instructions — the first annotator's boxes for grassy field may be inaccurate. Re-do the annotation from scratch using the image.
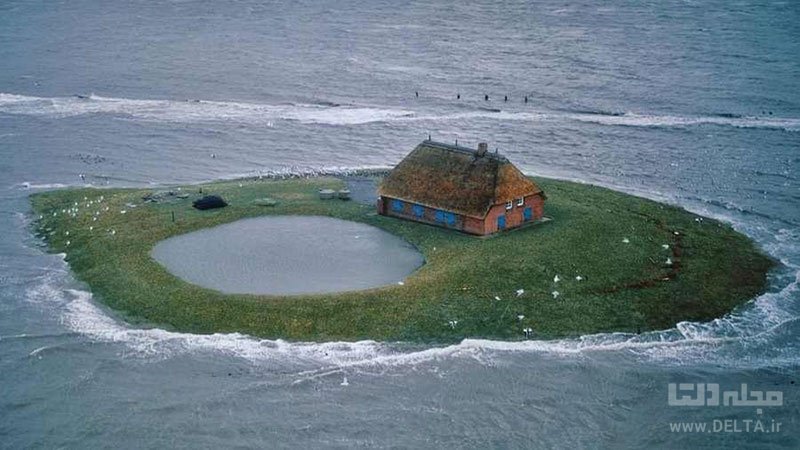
[29,175,774,342]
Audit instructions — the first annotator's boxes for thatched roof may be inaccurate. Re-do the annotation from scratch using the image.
[378,140,542,218]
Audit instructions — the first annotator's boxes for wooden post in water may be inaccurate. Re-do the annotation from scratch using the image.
[171,211,175,223]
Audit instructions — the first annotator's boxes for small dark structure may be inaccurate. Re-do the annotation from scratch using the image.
[377,140,545,235]
[192,195,227,210]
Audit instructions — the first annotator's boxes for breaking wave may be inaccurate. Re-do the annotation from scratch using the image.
[0,93,414,126]
[23,246,800,375]
[2,92,799,131]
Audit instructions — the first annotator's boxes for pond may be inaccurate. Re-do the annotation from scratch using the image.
[151,216,424,295]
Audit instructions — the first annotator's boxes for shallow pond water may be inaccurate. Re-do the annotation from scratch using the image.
[151,215,424,295]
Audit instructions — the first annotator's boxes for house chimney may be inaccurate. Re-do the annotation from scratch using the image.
[476,142,488,157]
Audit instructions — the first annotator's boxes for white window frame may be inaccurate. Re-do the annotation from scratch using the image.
[516,197,525,207]
[505,201,513,210]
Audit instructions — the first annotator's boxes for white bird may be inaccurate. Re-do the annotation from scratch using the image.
[64,231,69,236]
[575,276,583,281]
[92,217,97,221]
[120,210,126,214]
[666,257,673,266]
[494,296,501,301]
[517,315,525,321]
[622,238,630,244]
[341,376,349,387]
[397,281,404,285]
[553,275,560,283]
[673,231,680,236]
[515,289,525,297]
[89,226,93,231]
[448,320,458,329]
[110,229,116,235]
[523,327,533,338]
[662,244,670,250]
[65,240,70,246]
[551,291,560,299]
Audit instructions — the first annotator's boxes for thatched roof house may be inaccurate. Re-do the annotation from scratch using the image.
[377,140,545,235]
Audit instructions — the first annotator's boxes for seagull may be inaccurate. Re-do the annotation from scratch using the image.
[575,276,583,281]
[397,281,404,285]
[622,238,630,244]
[517,315,525,321]
[341,376,349,387]
[120,210,127,214]
[523,327,533,338]
[516,289,525,297]
[662,244,670,250]
[673,231,680,236]
[552,291,560,299]
[553,275,560,283]
[494,296,501,301]
[65,231,69,236]
[666,257,673,266]
[65,240,70,246]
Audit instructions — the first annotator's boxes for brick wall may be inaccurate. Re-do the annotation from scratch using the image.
[483,193,545,234]
[378,194,544,236]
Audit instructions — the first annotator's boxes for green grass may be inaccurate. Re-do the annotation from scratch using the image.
[29,175,775,342]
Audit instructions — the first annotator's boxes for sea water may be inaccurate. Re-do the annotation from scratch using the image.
[1,0,798,447]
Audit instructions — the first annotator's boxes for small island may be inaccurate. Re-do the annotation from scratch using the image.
[29,171,774,342]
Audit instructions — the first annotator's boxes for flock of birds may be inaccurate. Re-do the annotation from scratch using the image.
[41,194,133,247]
[44,186,678,341]
[440,235,676,338]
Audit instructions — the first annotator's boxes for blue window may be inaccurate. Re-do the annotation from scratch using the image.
[445,212,456,226]
[413,204,425,217]
[391,199,404,212]
[524,207,532,221]
[497,215,506,229]
[434,210,445,223]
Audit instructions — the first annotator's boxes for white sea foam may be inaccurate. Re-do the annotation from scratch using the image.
[23,254,800,373]
[14,181,69,190]
[2,92,799,131]
[0,92,413,126]
[18,162,800,371]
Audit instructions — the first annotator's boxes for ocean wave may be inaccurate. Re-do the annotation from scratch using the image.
[23,254,800,374]
[14,181,69,190]
[2,92,799,131]
[0,92,414,126]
